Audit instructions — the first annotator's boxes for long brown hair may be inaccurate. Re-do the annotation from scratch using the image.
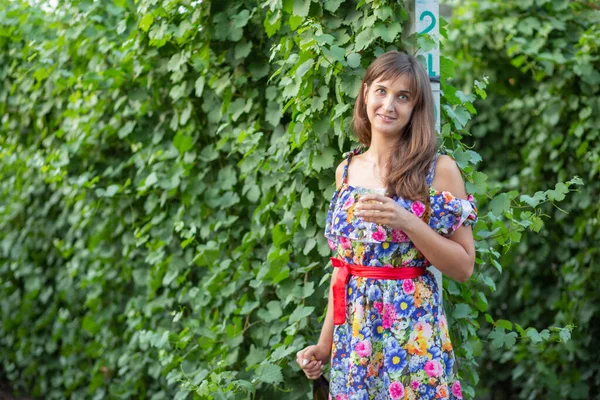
[351,51,438,203]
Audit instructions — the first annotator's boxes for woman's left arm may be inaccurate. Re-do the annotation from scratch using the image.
[355,155,476,282]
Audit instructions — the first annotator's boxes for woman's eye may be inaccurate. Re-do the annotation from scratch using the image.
[376,88,385,94]
[399,95,409,101]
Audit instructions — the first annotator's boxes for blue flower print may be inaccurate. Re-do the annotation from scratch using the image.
[372,319,384,339]
[394,294,414,318]
[367,284,382,301]
[385,348,408,373]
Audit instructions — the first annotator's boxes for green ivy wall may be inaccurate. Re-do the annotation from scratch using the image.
[0,0,583,399]
[450,0,599,398]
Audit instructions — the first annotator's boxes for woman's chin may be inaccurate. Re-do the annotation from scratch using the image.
[371,122,405,136]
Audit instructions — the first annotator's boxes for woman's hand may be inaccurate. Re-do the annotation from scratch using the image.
[354,194,417,231]
[296,344,330,380]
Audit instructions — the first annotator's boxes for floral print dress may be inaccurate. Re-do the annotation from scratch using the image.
[324,147,478,400]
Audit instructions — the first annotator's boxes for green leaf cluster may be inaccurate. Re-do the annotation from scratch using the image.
[0,0,585,399]
[449,1,599,398]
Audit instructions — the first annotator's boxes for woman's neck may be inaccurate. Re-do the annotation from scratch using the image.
[362,134,397,169]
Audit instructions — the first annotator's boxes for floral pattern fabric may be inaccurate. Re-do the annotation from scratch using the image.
[324,147,478,400]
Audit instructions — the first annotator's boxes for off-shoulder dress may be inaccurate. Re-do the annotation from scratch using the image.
[324,147,478,400]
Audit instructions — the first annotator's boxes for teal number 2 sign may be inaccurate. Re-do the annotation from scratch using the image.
[419,10,437,76]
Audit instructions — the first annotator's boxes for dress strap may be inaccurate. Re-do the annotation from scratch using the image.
[426,153,441,187]
[342,147,363,185]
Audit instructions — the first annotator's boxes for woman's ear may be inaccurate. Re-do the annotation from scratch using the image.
[362,83,369,104]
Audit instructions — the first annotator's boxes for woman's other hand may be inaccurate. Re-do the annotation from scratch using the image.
[354,194,416,231]
[296,344,330,380]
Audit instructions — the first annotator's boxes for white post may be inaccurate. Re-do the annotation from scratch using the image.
[405,0,443,300]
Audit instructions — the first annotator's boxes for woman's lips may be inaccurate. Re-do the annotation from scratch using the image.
[377,114,396,122]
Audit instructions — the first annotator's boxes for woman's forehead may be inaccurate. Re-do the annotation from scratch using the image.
[371,74,415,92]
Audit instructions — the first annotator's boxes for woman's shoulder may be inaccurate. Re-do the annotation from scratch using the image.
[335,159,347,189]
[431,154,467,197]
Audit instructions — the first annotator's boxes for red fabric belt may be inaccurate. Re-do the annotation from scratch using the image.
[330,257,426,325]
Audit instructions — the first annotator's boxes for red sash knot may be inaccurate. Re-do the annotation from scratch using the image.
[330,257,426,325]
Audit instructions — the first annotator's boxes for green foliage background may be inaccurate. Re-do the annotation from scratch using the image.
[0,0,586,398]
[450,0,599,398]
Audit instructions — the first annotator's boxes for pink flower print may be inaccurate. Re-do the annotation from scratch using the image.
[382,304,396,329]
[328,239,336,250]
[373,301,383,313]
[467,194,474,201]
[411,201,426,217]
[335,395,348,400]
[343,195,355,209]
[355,340,372,357]
[410,380,420,390]
[438,315,448,329]
[339,236,352,249]
[392,229,408,242]
[388,381,404,399]
[382,313,392,329]
[451,381,463,399]
[424,359,443,377]
[415,321,433,338]
[371,226,386,241]
[402,279,415,294]
[436,384,449,399]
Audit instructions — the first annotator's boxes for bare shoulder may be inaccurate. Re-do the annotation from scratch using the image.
[431,154,468,198]
[335,159,348,190]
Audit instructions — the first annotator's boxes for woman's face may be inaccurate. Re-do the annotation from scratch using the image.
[363,75,415,137]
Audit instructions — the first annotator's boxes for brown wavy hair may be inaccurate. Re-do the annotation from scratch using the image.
[351,51,438,203]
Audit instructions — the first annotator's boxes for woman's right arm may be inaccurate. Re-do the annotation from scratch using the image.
[296,159,347,379]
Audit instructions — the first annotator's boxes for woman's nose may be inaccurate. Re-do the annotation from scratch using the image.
[383,95,394,111]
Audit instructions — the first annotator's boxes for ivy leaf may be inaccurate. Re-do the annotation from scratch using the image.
[452,303,472,319]
[105,185,119,198]
[327,45,346,64]
[289,305,314,324]
[488,327,518,349]
[466,171,488,195]
[520,191,546,207]
[270,344,297,361]
[443,104,470,130]
[489,193,510,217]
[324,0,343,13]
[169,82,186,101]
[301,188,314,209]
[525,328,543,344]
[346,53,361,68]
[195,76,205,97]
[303,237,316,255]
[271,224,290,247]
[118,121,136,139]
[354,28,374,51]
[257,301,283,322]
[255,362,283,384]
[313,148,336,172]
[232,9,251,28]
[173,133,193,153]
[264,10,281,37]
[440,56,455,77]
[292,0,311,17]
[558,327,571,343]
[139,13,154,32]
[240,301,259,314]
[235,40,253,60]
[547,182,568,201]
[373,22,401,43]
[495,319,513,330]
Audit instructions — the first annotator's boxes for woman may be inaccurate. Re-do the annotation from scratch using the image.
[295,51,477,400]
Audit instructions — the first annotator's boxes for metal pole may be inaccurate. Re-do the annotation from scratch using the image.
[405,0,443,300]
